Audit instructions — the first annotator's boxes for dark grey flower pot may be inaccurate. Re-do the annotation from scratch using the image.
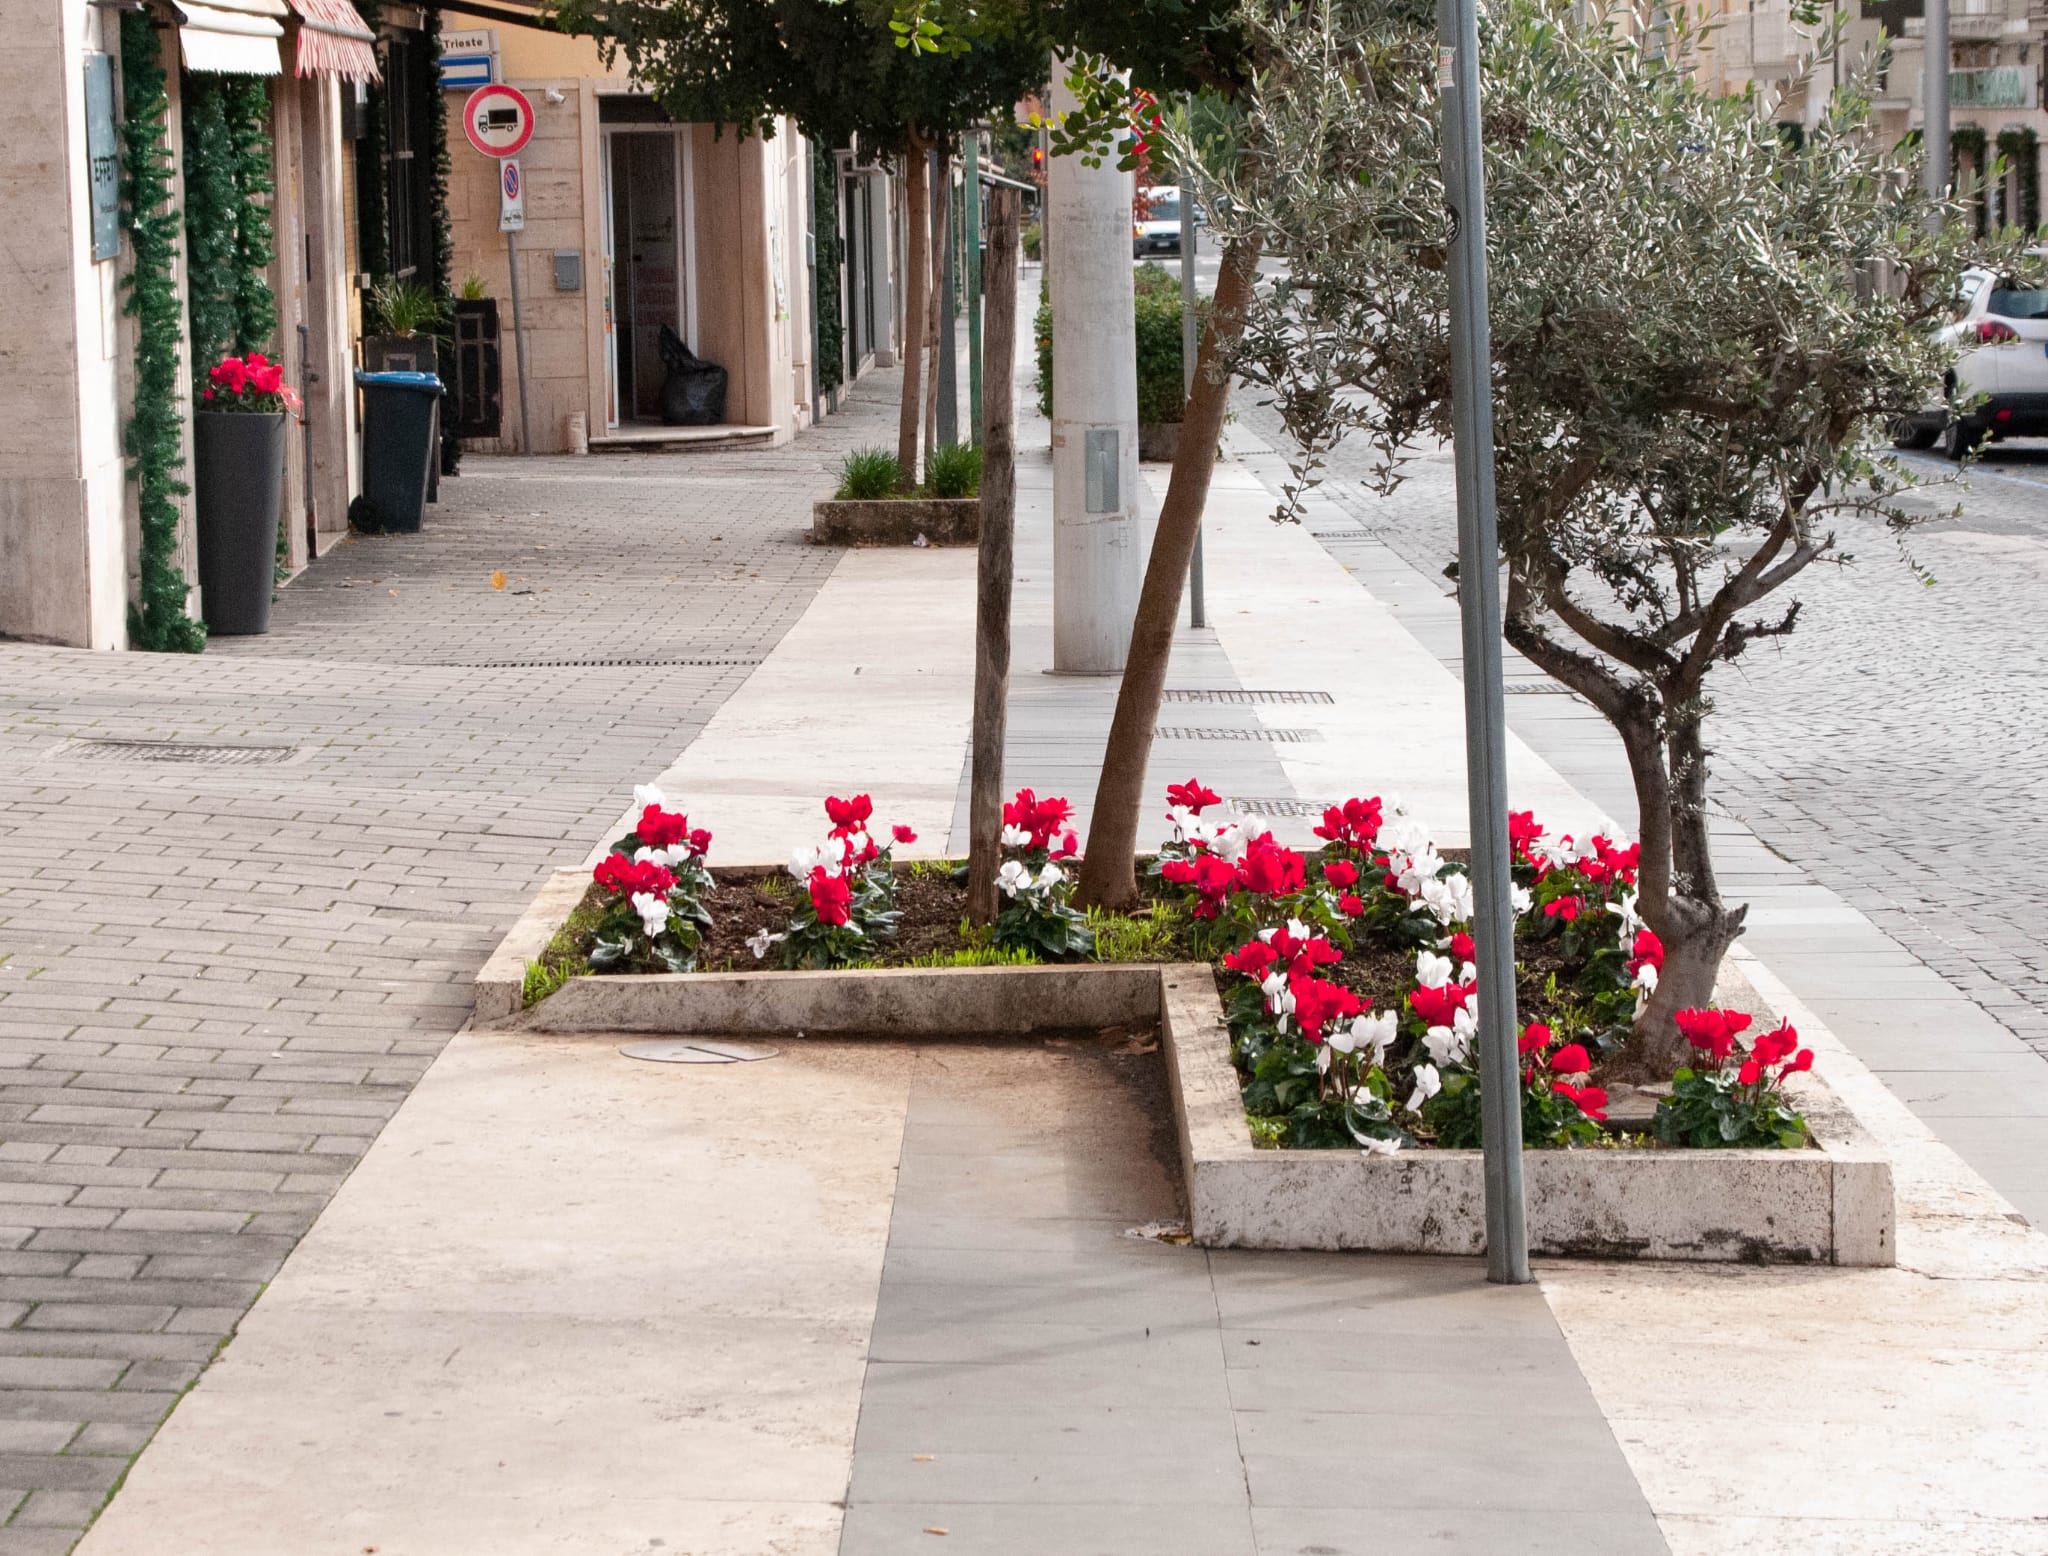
[193,410,285,637]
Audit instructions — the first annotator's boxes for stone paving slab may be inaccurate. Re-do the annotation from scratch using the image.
[0,373,902,1546]
[842,1041,1666,1556]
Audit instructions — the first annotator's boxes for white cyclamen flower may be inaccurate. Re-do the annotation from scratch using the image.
[1355,1010,1398,1065]
[1379,815,1431,859]
[1459,961,1478,987]
[1360,1135,1403,1158]
[1608,889,1644,937]
[629,892,671,939]
[788,843,827,879]
[1422,1025,1463,1068]
[1396,847,1446,898]
[1404,1063,1442,1115]
[1000,823,1031,848]
[1165,805,1199,843]
[1208,822,1254,865]
[1420,871,1474,926]
[746,928,783,960]
[1261,971,1296,1032]
[1512,885,1534,916]
[996,859,1032,898]
[1036,862,1067,891]
[632,783,668,811]
[1414,950,1454,990]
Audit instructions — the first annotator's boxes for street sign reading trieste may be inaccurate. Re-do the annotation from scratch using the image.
[462,83,534,158]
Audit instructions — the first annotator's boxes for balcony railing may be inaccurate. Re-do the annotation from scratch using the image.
[1951,65,2034,106]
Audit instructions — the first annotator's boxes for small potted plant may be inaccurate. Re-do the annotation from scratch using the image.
[193,351,299,636]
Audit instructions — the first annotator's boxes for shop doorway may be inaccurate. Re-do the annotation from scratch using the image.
[601,122,696,428]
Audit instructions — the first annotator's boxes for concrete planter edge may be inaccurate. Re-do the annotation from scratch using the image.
[476,866,1895,1266]
[812,496,979,547]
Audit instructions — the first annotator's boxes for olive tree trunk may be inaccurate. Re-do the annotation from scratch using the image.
[1075,233,1263,910]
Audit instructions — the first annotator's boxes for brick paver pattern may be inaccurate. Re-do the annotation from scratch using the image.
[0,379,896,1551]
[1238,399,2048,1057]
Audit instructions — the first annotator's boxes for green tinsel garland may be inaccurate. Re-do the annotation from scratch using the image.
[119,13,206,653]
[352,0,390,283]
[182,76,240,379]
[812,143,844,396]
[424,3,461,474]
[1997,126,2041,233]
[1953,125,1990,237]
[224,76,278,352]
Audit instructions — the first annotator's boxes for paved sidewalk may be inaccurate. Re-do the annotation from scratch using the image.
[18,321,2048,1555]
[0,384,894,1549]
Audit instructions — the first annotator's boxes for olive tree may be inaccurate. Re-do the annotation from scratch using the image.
[1185,0,2032,1072]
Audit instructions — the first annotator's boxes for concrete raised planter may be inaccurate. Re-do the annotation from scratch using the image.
[476,866,1894,1265]
[811,497,978,547]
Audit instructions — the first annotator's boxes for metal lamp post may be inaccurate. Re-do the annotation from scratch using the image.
[1437,0,1531,1284]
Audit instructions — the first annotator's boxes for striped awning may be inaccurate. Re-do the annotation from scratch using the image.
[171,0,287,75]
[288,0,380,82]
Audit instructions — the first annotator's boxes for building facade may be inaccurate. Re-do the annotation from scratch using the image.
[1,0,374,650]
[1703,0,2046,229]
[434,15,908,452]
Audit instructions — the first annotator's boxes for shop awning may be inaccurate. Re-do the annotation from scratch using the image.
[287,0,380,82]
[172,0,287,75]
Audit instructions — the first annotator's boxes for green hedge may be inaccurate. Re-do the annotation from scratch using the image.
[1036,262,1210,426]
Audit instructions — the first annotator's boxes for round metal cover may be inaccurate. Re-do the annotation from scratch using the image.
[619,1039,778,1065]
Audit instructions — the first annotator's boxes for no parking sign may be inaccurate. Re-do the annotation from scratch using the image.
[498,158,525,233]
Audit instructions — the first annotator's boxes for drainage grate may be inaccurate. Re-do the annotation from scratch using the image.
[1503,683,1576,696]
[54,738,302,767]
[1156,726,1326,744]
[1228,796,1335,818]
[1163,688,1334,706]
[452,658,762,669]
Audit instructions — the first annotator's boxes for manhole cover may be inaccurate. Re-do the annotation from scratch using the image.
[1163,688,1334,705]
[53,738,302,766]
[619,1040,778,1064]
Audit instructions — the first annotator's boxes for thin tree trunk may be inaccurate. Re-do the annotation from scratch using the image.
[896,139,929,488]
[1075,233,1263,911]
[925,146,948,462]
[968,188,1021,926]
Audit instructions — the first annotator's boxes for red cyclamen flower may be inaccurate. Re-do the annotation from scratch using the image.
[824,794,873,828]
[1518,1022,1553,1056]
[593,854,676,898]
[1673,1007,1752,1065]
[1166,779,1221,813]
[892,824,918,844]
[637,805,693,849]
[808,866,851,926]
[1323,860,1359,889]
[1549,1044,1592,1075]
[1554,1081,1608,1122]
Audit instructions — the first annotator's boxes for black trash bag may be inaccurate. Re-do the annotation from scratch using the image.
[658,326,729,426]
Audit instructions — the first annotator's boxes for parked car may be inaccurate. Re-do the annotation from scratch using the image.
[1894,258,2048,458]
[1133,185,1194,258]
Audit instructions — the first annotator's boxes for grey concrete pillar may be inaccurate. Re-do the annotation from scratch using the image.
[1047,65,1142,674]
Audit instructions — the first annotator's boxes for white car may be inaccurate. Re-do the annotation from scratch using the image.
[1133,185,1193,258]
[1895,261,2048,457]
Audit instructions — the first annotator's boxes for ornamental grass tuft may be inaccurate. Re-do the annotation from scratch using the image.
[923,441,982,499]
[835,447,901,500]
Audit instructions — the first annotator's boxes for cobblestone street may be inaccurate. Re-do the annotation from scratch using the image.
[1238,399,2048,1059]
[0,378,895,1550]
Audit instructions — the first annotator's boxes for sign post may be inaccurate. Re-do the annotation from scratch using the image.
[465,84,536,453]
[1437,0,1529,1283]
